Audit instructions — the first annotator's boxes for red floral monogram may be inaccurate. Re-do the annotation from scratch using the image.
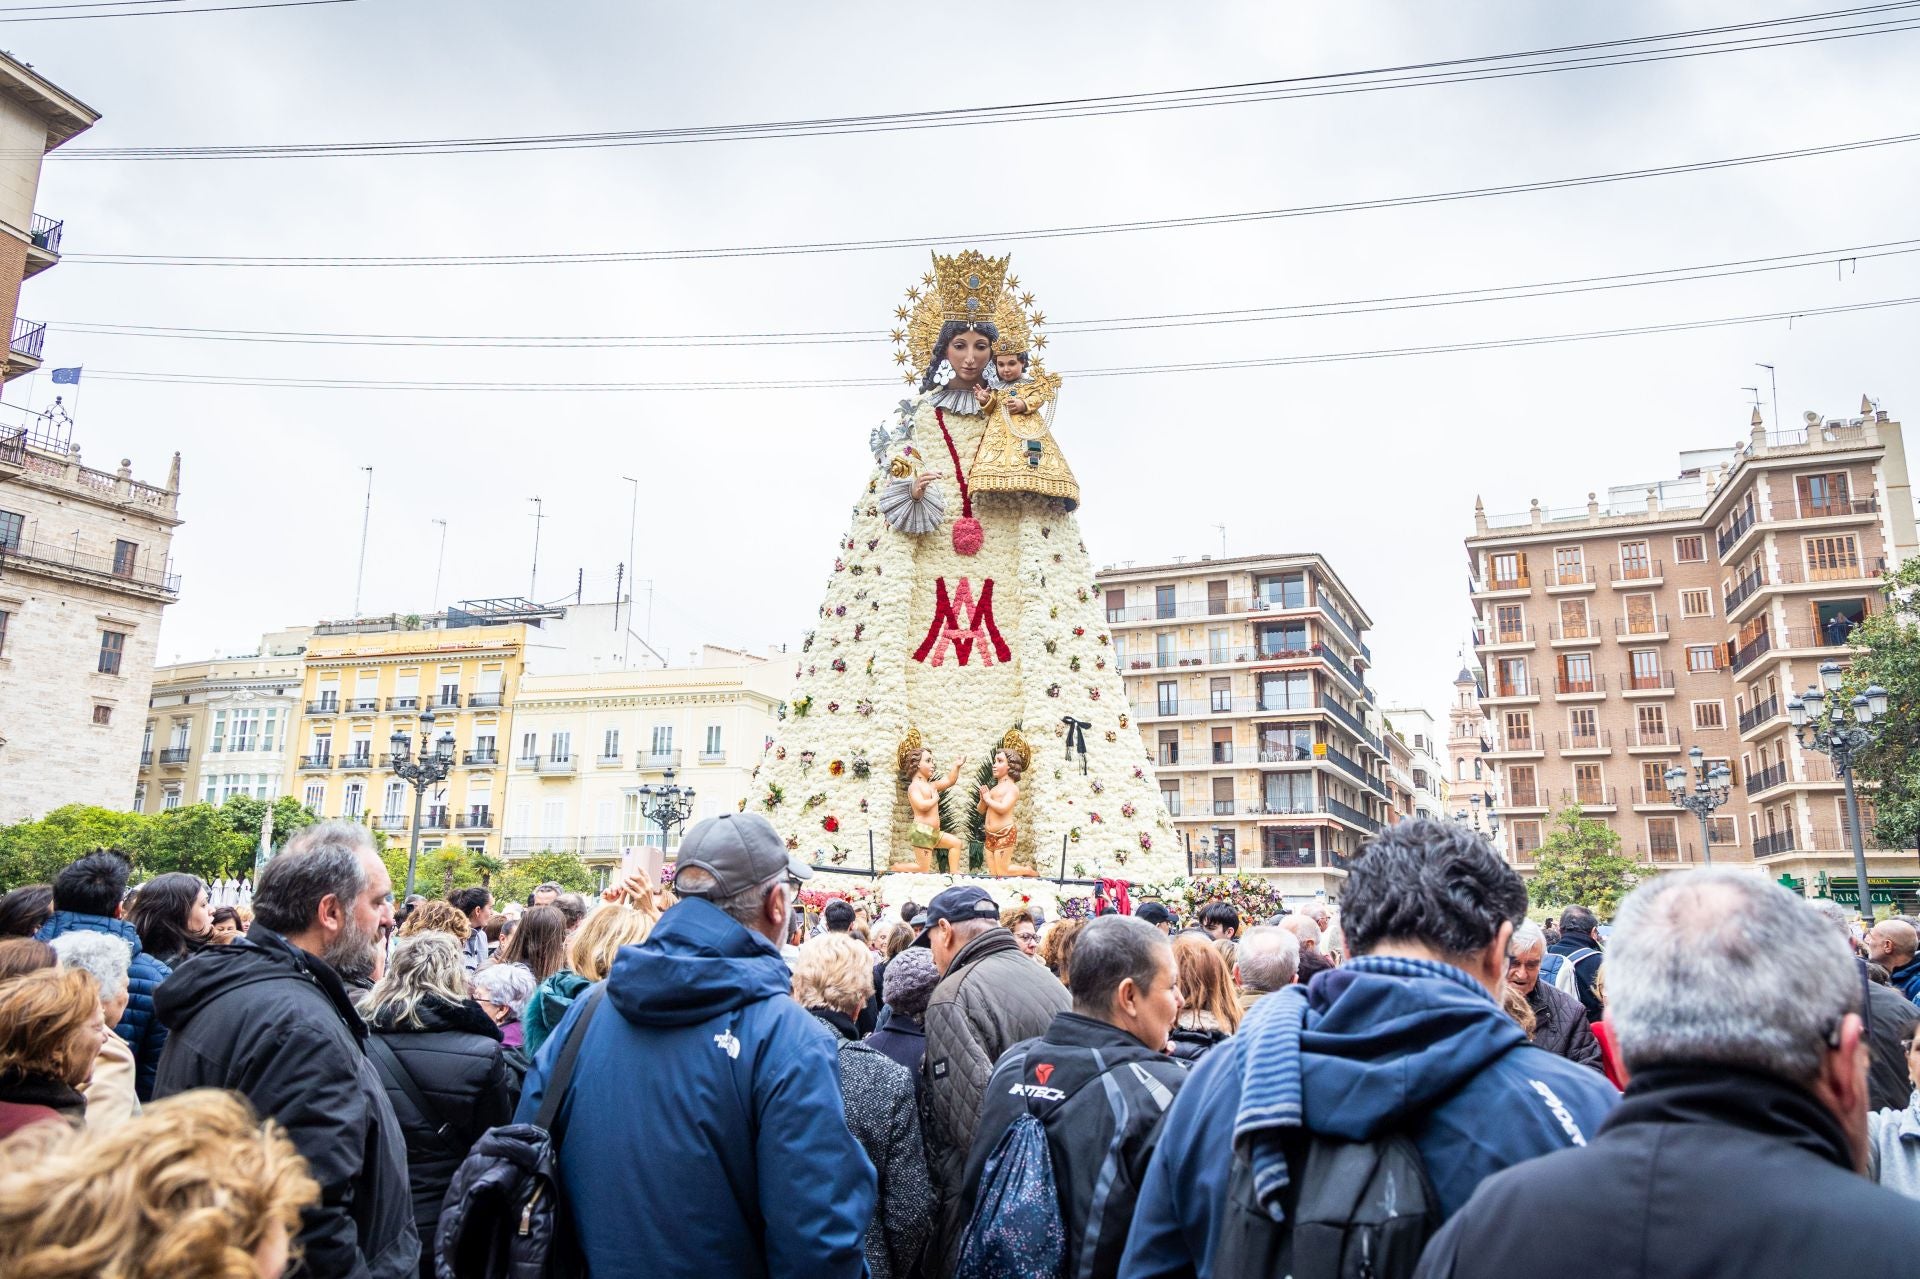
[913,577,1012,667]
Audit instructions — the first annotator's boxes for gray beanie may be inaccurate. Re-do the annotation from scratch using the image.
[882,946,939,1018]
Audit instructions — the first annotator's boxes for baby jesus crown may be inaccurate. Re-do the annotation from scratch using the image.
[933,250,1011,326]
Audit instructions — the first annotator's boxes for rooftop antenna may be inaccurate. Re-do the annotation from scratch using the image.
[1741,386,1761,407]
[1756,364,1779,438]
[528,497,545,599]
[351,467,373,621]
[621,476,639,667]
[1213,524,1227,559]
[429,518,448,613]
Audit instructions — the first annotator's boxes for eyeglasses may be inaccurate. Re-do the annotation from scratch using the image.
[1013,931,1038,944]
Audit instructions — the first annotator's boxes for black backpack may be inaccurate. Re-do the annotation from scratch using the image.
[433,985,607,1279]
[1212,1127,1439,1279]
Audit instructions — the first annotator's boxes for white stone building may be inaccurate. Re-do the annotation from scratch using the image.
[136,631,311,814]
[1378,704,1450,821]
[0,435,183,822]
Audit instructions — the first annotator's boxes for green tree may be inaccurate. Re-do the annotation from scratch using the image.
[1835,556,1920,852]
[494,852,597,906]
[0,804,148,890]
[218,794,319,853]
[469,851,506,889]
[1527,804,1643,919]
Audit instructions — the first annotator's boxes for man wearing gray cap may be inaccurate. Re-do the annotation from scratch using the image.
[513,813,876,1279]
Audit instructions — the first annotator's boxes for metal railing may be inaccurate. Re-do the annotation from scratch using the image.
[158,747,190,764]
[1548,565,1596,588]
[1739,695,1781,734]
[1490,731,1541,753]
[1324,796,1382,833]
[1481,624,1535,645]
[1724,567,1765,612]
[1615,613,1670,637]
[1107,595,1255,623]
[1487,678,1540,699]
[1774,496,1879,521]
[462,749,498,766]
[1754,829,1797,857]
[1477,571,1530,592]
[1610,559,1663,584]
[338,753,375,771]
[1505,785,1543,807]
[10,317,44,362]
[1769,555,1888,586]
[346,697,381,712]
[1717,506,1756,555]
[1635,839,1698,864]
[1631,726,1681,749]
[1319,696,1383,753]
[468,691,504,708]
[1315,590,1371,661]
[298,754,334,770]
[386,696,420,711]
[1745,762,1790,795]
[638,749,683,769]
[431,693,463,709]
[456,812,493,829]
[1257,745,1314,763]
[1,535,180,595]
[1314,642,1370,699]
[1557,729,1613,751]
[1561,785,1619,808]
[29,213,62,257]
[1731,630,1773,673]
[1622,669,1676,692]
[1555,672,1606,695]
[306,700,339,715]
[138,749,153,766]
[421,809,451,830]
[1550,620,1601,642]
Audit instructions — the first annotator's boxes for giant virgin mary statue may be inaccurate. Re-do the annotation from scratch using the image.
[755,251,1176,883]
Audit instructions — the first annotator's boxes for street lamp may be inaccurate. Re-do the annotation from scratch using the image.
[388,706,455,901]
[637,767,696,856]
[1665,745,1731,866]
[1788,661,1889,922]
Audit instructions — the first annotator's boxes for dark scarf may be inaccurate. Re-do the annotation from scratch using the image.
[1605,1062,1855,1171]
[809,1007,860,1041]
[0,1068,86,1115]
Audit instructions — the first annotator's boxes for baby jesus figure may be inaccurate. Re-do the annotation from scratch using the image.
[978,745,1032,877]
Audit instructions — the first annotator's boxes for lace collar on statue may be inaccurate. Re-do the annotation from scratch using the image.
[927,383,986,415]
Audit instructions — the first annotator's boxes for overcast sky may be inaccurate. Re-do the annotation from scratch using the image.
[10,0,1920,728]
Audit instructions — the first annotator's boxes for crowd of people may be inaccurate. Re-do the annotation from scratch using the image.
[3,811,1920,1276]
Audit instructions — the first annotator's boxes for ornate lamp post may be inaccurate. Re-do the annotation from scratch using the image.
[1788,662,1889,921]
[1665,746,1731,866]
[637,767,697,855]
[388,706,455,901]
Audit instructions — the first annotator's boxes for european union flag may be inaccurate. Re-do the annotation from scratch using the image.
[49,367,80,385]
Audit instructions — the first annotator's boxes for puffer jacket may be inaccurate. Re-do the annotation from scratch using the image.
[1525,979,1606,1072]
[367,996,518,1279]
[1168,1009,1232,1062]
[922,926,1069,1258]
[37,911,170,1101]
[813,1010,933,1279]
[523,970,589,1056]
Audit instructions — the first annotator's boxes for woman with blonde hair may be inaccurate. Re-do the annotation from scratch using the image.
[0,1088,319,1279]
[1168,933,1241,1062]
[359,931,516,1279]
[523,904,656,1055]
[0,965,106,1139]
[792,932,931,1279]
[395,899,472,942]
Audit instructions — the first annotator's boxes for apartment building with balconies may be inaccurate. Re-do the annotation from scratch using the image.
[0,51,97,391]
[135,630,310,814]
[498,647,786,875]
[1095,552,1389,899]
[0,432,182,823]
[1379,703,1449,821]
[1444,663,1502,846]
[1465,402,1916,891]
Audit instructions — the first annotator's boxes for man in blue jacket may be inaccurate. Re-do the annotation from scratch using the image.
[516,813,876,1279]
[1118,818,1618,1279]
[37,849,170,1100]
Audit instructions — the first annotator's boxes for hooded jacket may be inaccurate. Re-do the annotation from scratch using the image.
[153,926,420,1279]
[1417,1064,1920,1277]
[512,897,875,1279]
[521,969,589,1056]
[36,911,170,1101]
[1890,957,1920,1004]
[366,995,518,1278]
[960,1011,1190,1279]
[1118,956,1618,1279]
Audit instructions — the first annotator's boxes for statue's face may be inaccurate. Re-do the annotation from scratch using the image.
[993,750,1009,782]
[916,749,935,780]
[945,329,992,386]
[993,353,1025,383]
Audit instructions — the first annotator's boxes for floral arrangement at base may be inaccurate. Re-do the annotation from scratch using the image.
[1176,874,1296,924]
[810,871,1099,922]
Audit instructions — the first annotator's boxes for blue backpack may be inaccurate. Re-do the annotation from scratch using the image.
[955,1109,1066,1279]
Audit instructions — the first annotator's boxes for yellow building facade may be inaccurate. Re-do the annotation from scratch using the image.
[286,621,530,856]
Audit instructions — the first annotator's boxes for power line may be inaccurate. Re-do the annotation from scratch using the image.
[47,4,1920,159]
[0,1,182,13]
[47,236,1920,348]
[0,0,360,21]
[71,294,1920,392]
[65,130,1920,268]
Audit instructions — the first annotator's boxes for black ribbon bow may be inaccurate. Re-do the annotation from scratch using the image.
[1062,717,1092,774]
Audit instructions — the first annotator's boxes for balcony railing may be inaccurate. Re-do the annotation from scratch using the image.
[537,755,578,775]
[370,815,409,831]
[1610,559,1662,585]
[456,812,493,830]
[1324,796,1382,833]
[1481,624,1535,646]
[1490,731,1541,753]
[1615,613,1670,638]
[1561,785,1619,808]
[1717,506,1756,555]
[1487,678,1540,699]
[1557,729,1613,751]
[1315,590,1371,661]
[1622,669,1676,692]
[462,749,498,766]
[1631,726,1681,749]
[1478,571,1530,592]
[0,535,181,596]
[1634,839,1697,864]
[10,316,44,363]
[1318,697,1383,753]
[29,213,62,258]
[1739,695,1782,734]
[1322,742,1379,793]
[158,746,190,765]
[1745,762,1790,795]
[1106,595,1255,623]
[1506,786,1543,807]
[386,696,420,711]
[1548,565,1596,588]
[468,691,505,708]
[346,697,381,712]
[1774,496,1879,522]
[1769,555,1888,586]
[1257,745,1314,763]
[1731,630,1773,673]
[1314,642,1370,699]
[431,693,463,709]
[1555,672,1605,696]
[1754,829,1797,857]
[138,749,153,766]
[1724,567,1764,613]
[1127,644,1266,670]
[298,754,334,770]
[638,749,683,769]
[338,753,375,771]
[422,809,451,830]
[1550,620,1600,642]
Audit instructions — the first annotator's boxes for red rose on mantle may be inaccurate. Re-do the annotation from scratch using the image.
[823,816,840,833]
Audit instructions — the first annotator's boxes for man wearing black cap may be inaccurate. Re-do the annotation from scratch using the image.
[513,813,876,1279]
[918,885,1071,1262]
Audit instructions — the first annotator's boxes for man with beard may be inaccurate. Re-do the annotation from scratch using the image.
[154,821,417,1279]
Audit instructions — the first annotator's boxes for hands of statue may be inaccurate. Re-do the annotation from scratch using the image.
[911,472,936,501]
[971,383,992,406]
[1008,396,1028,415]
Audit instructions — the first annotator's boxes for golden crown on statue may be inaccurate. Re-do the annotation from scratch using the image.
[933,250,1011,324]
